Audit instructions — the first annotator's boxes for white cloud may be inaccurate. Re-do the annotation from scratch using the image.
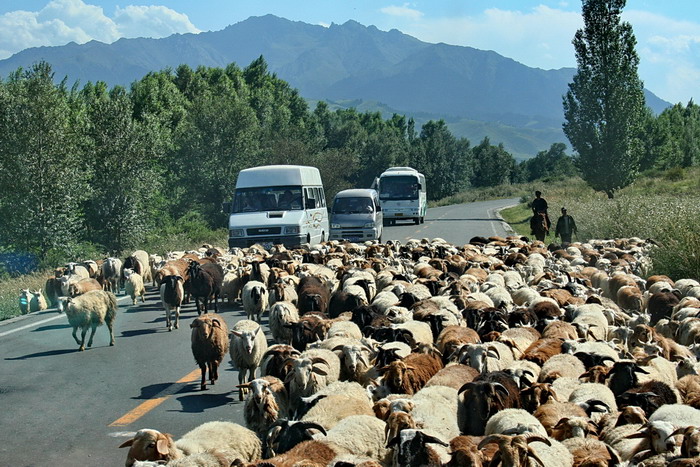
[0,0,199,60]
[380,4,424,21]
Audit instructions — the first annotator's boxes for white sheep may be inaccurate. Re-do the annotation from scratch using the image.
[59,289,117,351]
[485,408,549,437]
[568,383,616,422]
[288,348,341,413]
[313,415,390,464]
[18,288,47,314]
[240,376,288,436]
[120,421,261,466]
[230,319,268,401]
[327,320,363,340]
[392,320,434,347]
[371,290,400,314]
[242,281,268,322]
[268,301,299,344]
[458,342,514,374]
[123,268,145,305]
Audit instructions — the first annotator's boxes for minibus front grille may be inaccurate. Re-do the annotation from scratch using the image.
[247,227,282,236]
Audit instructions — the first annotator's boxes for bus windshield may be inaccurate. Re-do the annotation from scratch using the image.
[379,175,419,200]
[232,186,303,213]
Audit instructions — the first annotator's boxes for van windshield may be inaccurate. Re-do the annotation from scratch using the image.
[379,175,419,200]
[232,186,303,213]
[333,197,374,214]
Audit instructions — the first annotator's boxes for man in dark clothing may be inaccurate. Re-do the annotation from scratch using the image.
[531,191,551,229]
[555,207,578,244]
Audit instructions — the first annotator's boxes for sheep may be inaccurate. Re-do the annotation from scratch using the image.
[296,381,371,420]
[370,290,400,314]
[59,273,83,296]
[269,301,299,344]
[287,314,330,351]
[239,376,288,437]
[425,363,480,390]
[569,303,608,341]
[568,383,617,421]
[190,313,229,391]
[131,249,153,285]
[561,437,622,466]
[59,290,117,351]
[382,352,443,395]
[391,320,434,348]
[68,278,102,297]
[260,344,301,382]
[242,281,268,323]
[313,415,390,465]
[287,348,341,413]
[123,269,146,305]
[458,371,522,436]
[387,429,450,467]
[478,433,574,467]
[251,439,340,467]
[456,342,515,374]
[437,325,481,360]
[498,327,541,360]
[327,320,363,340]
[298,275,331,313]
[230,319,268,400]
[102,257,123,293]
[160,275,184,331]
[327,341,374,384]
[301,394,374,430]
[485,408,548,437]
[539,353,586,383]
[522,338,563,366]
[119,422,261,467]
[187,261,224,314]
[18,289,47,314]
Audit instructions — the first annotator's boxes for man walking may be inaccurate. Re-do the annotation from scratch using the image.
[531,191,551,230]
[555,207,578,244]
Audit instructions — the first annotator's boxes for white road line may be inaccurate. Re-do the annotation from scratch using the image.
[0,295,132,338]
[487,208,499,237]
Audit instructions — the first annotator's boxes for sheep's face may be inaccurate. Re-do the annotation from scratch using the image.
[119,429,172,466]
[249,379,270,405]
[343,345,369,373]
[124,268,134,279]
[239,331,257,354]
[386,362,406,390]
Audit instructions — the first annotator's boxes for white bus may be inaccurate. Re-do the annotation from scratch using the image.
[226,165,329,248]
[376,167,427,225]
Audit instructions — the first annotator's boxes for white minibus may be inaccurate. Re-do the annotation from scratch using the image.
[376,167,427,225]
[226,165,329,248]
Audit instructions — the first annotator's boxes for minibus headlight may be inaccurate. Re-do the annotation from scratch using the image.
[364,222,375,228]
[331,223,341,229]
[229,228,244,237]
[284,226,300,234]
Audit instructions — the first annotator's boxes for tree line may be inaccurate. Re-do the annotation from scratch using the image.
[0,53,697,267]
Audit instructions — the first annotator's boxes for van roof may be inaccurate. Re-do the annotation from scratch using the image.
[236,165,323,188]
[334,188,377,199]
[380,166,423,177]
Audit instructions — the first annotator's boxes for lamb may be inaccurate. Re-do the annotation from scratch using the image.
[119,421,261,467]
[242,281,268,323]
[18,289,47,314]
[160,275,184,331]
[191,313,229,391]
[268,301,299,344]
[59,290,117,351]
[123,269,145,305]
[230,319,268,400]
[239,376,288,436]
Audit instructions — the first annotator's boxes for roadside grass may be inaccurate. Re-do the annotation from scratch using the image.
[499,167,700,280]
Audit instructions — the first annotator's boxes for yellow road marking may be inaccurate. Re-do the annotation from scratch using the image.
[108,368,201,427]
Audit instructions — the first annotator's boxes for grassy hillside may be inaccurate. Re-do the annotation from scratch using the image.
[499,167,700,281]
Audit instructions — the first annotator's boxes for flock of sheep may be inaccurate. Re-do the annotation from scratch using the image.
[35,234,700,466]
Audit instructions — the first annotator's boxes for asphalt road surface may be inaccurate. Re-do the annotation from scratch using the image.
[0,198,518,467]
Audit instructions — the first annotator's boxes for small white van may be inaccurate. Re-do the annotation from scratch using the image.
[226,165,329,248]
[329,189,383,242]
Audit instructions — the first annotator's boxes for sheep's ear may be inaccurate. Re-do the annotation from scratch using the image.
[312,367,328,376]
[625,429,649,439]
[386,435,401,448]
[231,330,242,337]
[211,319,221,328]
[190,321,199,328]
[605,445,622,465]
[156,436,171,456]
[634,366,650,374]
[118,438,134,448]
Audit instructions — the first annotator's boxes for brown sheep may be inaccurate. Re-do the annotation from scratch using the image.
[425,363,480,390]
[68,278,102,297]
[522,338,563,366]
[617,285,643,312]
[534,401,589,438]
[382,352,444,395]
[437,325,481,360]
[445,435,485,466]
[648,290,681,325]
[190,313,229,390]
[542,321,579,340]
[541,289,575,307]
[532,300,563,322]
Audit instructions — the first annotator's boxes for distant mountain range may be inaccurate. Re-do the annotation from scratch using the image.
[0,14,670,159]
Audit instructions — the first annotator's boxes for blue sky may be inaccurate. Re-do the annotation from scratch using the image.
[0,0,698,104]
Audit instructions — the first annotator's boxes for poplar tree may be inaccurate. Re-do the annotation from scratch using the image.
[563,0,646,198]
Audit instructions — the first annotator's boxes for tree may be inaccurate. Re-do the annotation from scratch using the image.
[471,137,515,187]
[563,0,646,198]
[520,143,578,182]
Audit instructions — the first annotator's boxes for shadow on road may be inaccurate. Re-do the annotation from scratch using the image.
[174,393,236,413]
[429,218,500,222]
[120,329,158,338]
[6,348,77,360]
[32,324,71,332]
[133,382,174,399]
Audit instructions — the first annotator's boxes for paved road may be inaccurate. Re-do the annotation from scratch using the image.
[0,198,517,467]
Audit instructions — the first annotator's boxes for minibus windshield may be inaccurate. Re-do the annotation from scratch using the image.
[232,186,303,213]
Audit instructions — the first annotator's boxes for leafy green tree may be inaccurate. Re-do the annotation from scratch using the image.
[82,84,165,251]
[471,137,515,187]
[563,0,646,198]
[520,143,578,181]
[0,62,90,257]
